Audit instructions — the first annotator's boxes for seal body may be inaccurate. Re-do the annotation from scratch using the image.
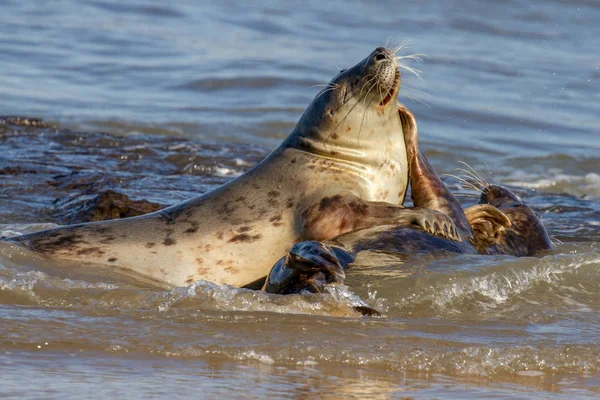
[6,47,458,288]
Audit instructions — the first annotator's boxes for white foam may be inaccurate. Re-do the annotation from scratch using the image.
[240,350,275,365]
[0,223,59,237]
[505,171,600,198]
[420,253,600,311]
[516,370,545,377]
[213,166,243,177]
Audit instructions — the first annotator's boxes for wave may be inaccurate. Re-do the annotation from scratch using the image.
[386,247,600,319]
[506,170,600,199]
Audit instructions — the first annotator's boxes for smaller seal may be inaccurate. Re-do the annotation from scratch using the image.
[466,185,553,257]
[262,106,553,296]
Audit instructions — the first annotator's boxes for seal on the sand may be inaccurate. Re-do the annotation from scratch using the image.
[262,105,553,294]
[5,47,458,288]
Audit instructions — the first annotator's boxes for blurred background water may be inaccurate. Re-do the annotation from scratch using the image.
[1,0,599,398]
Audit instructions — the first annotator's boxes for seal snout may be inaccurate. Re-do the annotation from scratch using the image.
[480,185,523,208]
[367,47,400,107]
[372,47,395,63]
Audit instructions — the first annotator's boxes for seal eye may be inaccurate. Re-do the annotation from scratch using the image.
[374,53,386,62]
[339,68,347,73]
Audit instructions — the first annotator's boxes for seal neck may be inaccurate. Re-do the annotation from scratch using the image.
[287,135,368,164]
[284,96,404,169]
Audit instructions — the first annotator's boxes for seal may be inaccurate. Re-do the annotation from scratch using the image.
[263,105,553,294]
[466,185,553,256]
[5,47,459,288]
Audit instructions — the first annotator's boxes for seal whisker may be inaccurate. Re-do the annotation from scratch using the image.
[443,172,481,190]
[390,39,412,55]
[543,205,561,214]
[314,84,340,102]
[458,161,485,182]
[482,161,493,187]
[325,85,374,142]
[326,66,387,143]
[385,36,393,50]
[402,92,431,108]
[310,83,336,89]
[456,164,486,188]
[400,84,431,98]
[392,43,426,82]
[455,170,487,192]
[352,71,381,108]
[450,175,480,193]
[357,95,380,145]
[359,78,377,101]
[374,75,386,106]
[398,82,431,107]
[361,76,383,109]
[353,76,382,144]
[443,174,482,192]
[457,161,490,188]
[397,53,428,63]
[358,74,377,98]
[315,88,336,102]
[455,168,485,186]
[397,63,424,82]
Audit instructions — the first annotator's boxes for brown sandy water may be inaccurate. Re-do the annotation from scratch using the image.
[1,0,600,398]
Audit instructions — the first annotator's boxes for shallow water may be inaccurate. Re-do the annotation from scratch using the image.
[1,0,599,398]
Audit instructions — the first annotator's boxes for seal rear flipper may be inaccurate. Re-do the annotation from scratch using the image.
[262,241,351,294]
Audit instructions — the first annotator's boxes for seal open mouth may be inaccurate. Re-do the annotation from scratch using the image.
[378,69,400,107]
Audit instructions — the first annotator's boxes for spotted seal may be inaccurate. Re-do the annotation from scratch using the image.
[263,105,553,294]
[4,47,459,288]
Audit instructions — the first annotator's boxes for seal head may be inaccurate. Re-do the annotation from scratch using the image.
[287,47,404,179]
[467,185,553,256]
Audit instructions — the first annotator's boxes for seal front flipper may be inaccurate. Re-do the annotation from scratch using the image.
[302,193,461,243]
[262,241,381,316]
[356,204,461,242]
[398,104,473,242]
[464,204,512,241]
[262,241,350,294]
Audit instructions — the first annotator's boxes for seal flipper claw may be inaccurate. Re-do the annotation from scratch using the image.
[409,208,462,241]
[465,204,511,232]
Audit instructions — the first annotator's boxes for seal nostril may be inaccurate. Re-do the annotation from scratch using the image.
[374,53,386,62]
